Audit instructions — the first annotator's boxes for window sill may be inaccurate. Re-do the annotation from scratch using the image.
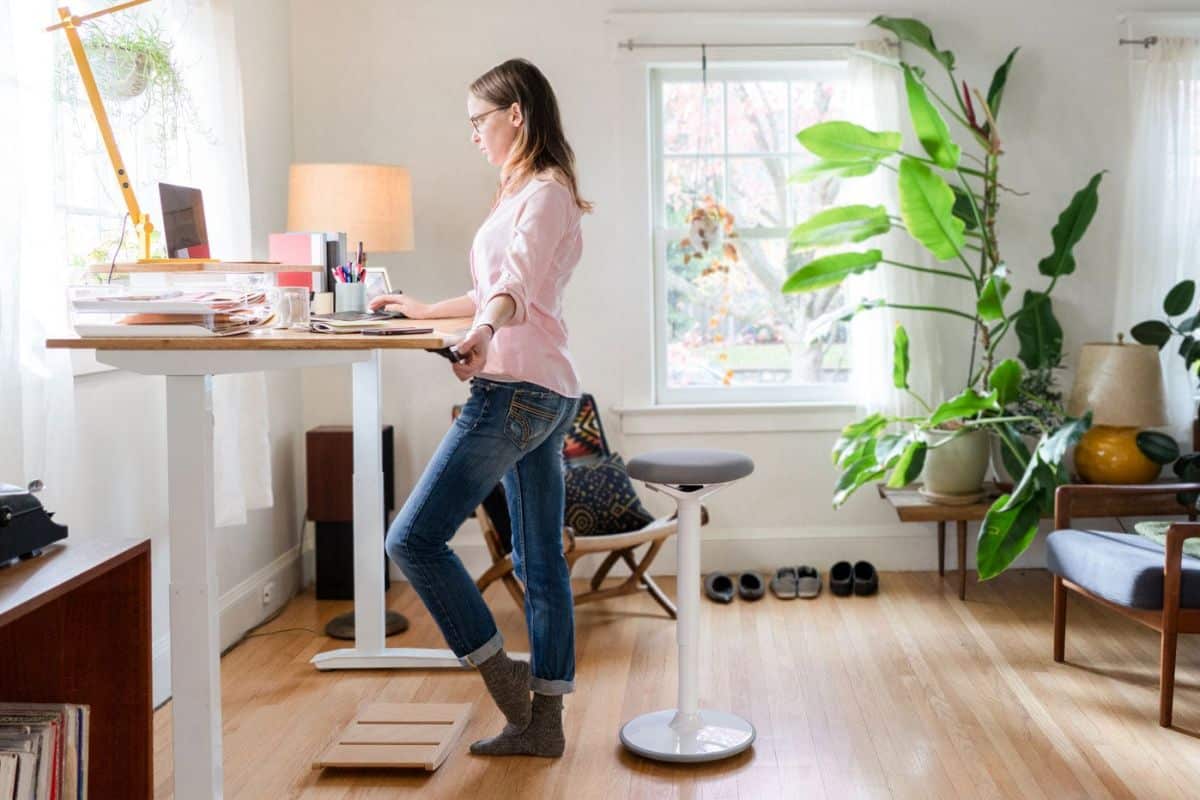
[612,402,858,435]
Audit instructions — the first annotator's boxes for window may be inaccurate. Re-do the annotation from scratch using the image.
[52,4,208,277]
[650,62,852,405]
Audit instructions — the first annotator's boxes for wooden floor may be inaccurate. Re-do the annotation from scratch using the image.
[153,570,1200,799]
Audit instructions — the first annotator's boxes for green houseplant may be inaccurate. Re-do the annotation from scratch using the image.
[781,16,1102,579]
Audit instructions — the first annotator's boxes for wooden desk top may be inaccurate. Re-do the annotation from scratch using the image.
[878,482,1191,523]
[0,538,150,628]
[45,316,474,351]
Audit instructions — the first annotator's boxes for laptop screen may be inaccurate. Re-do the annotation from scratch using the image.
[158,183,210,259]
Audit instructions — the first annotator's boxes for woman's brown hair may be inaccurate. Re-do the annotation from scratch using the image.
[470,58,592,213]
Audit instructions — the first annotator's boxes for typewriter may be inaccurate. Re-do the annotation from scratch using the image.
[0,481,68,566]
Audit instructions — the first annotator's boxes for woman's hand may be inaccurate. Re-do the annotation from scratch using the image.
[367,293,430,318]
[451,325,494,381]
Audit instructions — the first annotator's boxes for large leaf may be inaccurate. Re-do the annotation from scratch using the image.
[928,388,1001,427]
[1015,291,1063,369]
[871,16,956,71]
[1165,279,1196,317]
[1137,430,1181,465]
[1037,413,1091,467]
[1037,171,1105,277]
[951,185,980,230]
[789,159,880,183]
[986,48,1019,121]
[1130,320,1173,349]
[977,265,1011,322]
[782,249,883,294]
[833,455,885,507]
[795,122,902,163]
[898,158,965,261]
[893,324,910,390]
[994,421,1033,483]
[887,440,927,488]
[790,205,891,249]
[903,65,961,169]
[833,413,888,465]
[977,491,1045,580]
[988,358,1023,407]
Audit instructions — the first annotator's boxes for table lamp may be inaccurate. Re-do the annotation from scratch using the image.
[288,162,413,640]
[1067,337,1168,484]
[287,163,414,256]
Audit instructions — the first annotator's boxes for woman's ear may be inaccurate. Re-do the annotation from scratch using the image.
[509,102,523,128]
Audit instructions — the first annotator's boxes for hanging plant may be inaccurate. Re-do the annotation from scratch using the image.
[679,195,742,385]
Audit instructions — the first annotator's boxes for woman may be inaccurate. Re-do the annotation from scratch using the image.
[370,58,591,758]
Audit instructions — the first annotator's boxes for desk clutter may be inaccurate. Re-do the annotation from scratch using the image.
[0,704,90,800]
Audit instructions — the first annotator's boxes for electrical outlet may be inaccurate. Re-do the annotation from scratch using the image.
[262,581,275,606]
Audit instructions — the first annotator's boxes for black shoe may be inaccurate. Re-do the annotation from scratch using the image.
[737,572,765,601]
[852,561,879,596]
[830,561,853,597]
[704,572,735,603]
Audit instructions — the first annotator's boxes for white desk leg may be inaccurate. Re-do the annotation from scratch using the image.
[165,375,224,799]
[311,350,474,670]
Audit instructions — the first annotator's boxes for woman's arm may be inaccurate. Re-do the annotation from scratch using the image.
[368,292,476,319]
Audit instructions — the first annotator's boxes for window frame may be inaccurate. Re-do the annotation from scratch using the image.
[648,60,854,406]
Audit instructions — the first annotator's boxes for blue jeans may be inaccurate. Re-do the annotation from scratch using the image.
[385,377,581,694]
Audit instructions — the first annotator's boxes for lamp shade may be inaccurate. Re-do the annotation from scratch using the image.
[287,163,414,252]
[1066,341,1168,427]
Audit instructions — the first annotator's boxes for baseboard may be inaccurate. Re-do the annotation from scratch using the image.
[388,518,1066,585]
[152,545,302,707]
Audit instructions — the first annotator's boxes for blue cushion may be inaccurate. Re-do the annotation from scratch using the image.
[1046,528,1200,610]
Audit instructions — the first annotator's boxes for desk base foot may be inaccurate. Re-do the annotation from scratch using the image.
[311,647,529,670]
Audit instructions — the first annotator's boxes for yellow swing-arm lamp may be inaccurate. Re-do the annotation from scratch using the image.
[48,0,171,263]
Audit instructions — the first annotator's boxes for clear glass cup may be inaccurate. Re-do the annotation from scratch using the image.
[271,286,311,330]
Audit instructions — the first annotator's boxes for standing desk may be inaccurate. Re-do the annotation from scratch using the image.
[48,320,475,800]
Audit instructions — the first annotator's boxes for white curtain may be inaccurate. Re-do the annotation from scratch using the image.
[1114,37,1200,444]
[0,0,271,527]
[0,1,78,512]
[844,39,958,418]
[169,0,274,527]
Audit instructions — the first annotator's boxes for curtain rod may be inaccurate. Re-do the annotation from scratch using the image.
[617,39,855,51]
[1119,36,1159,48]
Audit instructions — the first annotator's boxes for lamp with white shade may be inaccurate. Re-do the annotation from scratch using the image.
[1067,337,1168,484]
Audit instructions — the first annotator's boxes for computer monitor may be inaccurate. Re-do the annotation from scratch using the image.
[158,183,210,259]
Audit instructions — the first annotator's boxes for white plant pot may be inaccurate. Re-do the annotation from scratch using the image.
[921,428,991,496]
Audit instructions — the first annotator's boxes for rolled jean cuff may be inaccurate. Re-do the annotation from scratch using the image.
[459,630,504,667]
[531,677,574,695]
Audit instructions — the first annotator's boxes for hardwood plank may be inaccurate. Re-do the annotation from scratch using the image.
[152,573,1200,799]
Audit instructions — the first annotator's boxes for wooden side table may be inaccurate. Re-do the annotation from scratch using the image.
[878,482,1196,600]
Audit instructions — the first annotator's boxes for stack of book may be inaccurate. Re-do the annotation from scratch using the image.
[0,704,89,799]
[69,287,274,337]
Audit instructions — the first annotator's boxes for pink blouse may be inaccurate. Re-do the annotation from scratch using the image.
[468,177,583,398]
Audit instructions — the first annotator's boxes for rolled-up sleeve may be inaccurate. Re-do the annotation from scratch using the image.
[483,183,571,326]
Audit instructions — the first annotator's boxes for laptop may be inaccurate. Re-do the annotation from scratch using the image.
[158,182,210,259]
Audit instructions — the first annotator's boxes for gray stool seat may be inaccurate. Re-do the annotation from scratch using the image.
[626,448,754,486]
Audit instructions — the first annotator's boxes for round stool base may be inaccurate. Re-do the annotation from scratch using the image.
[620,709,755,763]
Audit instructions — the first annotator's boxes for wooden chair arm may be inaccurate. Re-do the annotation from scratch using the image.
[1162,522,1200,621]
[1054,482,1200,529]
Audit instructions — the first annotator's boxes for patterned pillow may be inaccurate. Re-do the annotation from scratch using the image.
[564,453,655,536]
[562,393,610,464]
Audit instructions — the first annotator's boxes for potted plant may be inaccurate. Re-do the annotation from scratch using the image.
[782,16,1101,578]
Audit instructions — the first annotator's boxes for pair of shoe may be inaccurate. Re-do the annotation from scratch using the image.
[830,561,878,596]
[769,566,821,599]
[703,571,763,603]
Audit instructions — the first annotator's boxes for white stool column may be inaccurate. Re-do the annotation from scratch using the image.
[619,448,755,763]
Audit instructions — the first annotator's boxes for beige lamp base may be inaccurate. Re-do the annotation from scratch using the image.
[1074,425,1162,484]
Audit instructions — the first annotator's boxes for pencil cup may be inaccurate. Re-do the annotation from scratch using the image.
[335,282,366,313]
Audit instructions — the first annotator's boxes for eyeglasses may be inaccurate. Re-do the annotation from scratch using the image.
[469,107,504,134]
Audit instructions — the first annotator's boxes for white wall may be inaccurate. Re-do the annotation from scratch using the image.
[288,0,1200,577]
[69,0,300,706]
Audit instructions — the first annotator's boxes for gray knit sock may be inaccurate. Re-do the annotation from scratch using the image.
[469,692,565,757]
[475,649,531,732]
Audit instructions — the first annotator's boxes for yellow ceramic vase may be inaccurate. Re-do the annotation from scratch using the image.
[1073,425,1162,484]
